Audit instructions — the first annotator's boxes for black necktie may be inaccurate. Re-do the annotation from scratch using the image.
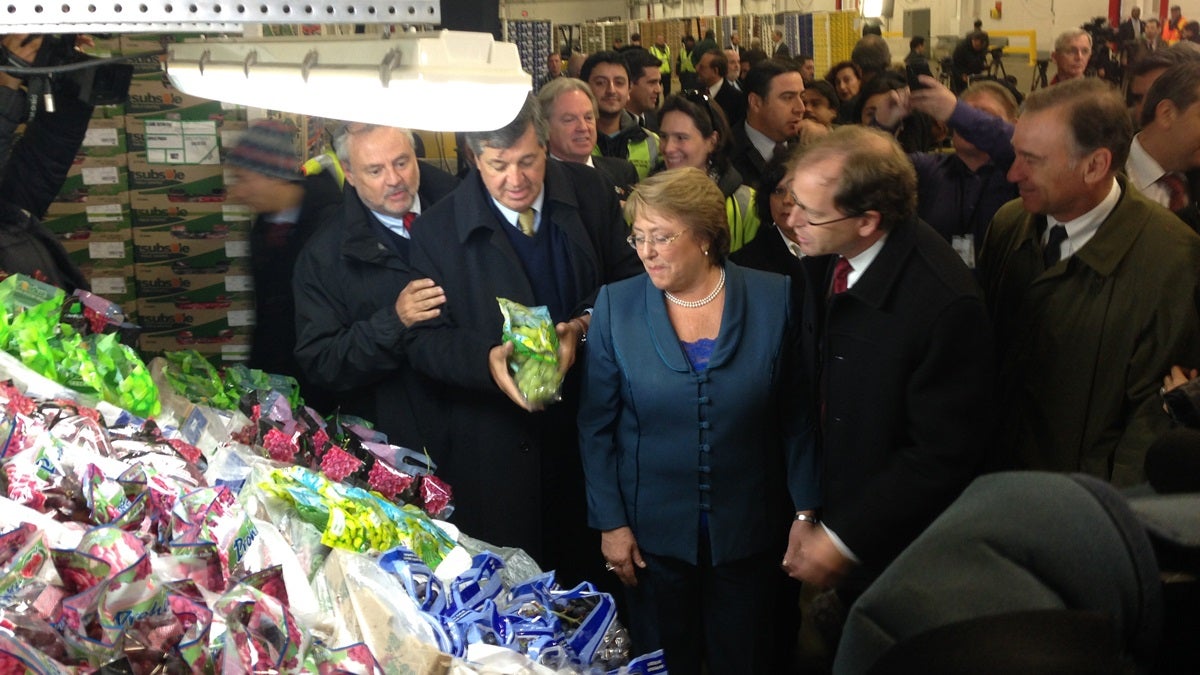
[1043,224,1068,268]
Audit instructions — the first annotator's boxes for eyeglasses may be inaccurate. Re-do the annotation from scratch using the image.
[789,192,863,226]
[627,231,686,249]
[681,89,720,133]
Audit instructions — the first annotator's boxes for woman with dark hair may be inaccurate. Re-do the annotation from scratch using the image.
[826,60,862,123]
[730,153,804,309]
[802,79,841,130]
[826,60,862,102]
[855,70,937,153]
[579,167,818,674]
[656,91,760,250]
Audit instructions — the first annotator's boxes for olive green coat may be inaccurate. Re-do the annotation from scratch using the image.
[979,177,1200,486]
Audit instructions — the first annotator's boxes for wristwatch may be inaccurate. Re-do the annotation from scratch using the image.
[795,513,819,525]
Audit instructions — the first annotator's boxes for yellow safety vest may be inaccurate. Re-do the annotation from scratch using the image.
[649,44,672,74]
[679,50,696,74]
[592,131,660,181]
[726,185,760,252]
[302,149,346,188]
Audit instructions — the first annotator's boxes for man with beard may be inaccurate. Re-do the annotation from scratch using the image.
[583,51,660,179]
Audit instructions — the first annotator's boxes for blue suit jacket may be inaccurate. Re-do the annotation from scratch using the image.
[579,262,819,566]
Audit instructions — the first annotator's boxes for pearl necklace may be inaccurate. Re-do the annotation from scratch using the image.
[665,268,726,308]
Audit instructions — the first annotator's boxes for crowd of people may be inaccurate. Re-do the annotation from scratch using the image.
[7,14,1200,674]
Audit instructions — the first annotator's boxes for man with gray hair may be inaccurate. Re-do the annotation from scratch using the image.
[537,77,638,197]
[978,78,1200,486]
[404,96,642,582]
[292,123,458,447]
[1050,28,1093,84]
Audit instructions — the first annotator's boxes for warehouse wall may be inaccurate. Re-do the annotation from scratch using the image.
[503,1,628,24]
[506,0,1156,58]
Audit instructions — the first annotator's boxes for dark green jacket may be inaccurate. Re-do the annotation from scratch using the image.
[979,176,1200,486]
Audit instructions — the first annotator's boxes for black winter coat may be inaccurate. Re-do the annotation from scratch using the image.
[291,163,458,447]
[404,160,642,566]
[799,219,995,588]
[249,172,342,408]
[0,85,93,290]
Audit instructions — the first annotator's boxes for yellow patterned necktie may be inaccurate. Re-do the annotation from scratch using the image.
[518,209,536,236]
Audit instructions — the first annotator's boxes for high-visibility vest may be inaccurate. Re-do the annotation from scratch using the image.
[649,44,671,74]
[726,185,760,252]
[678,49,696,74]
[593,132,660,181]
[302,149,346,188]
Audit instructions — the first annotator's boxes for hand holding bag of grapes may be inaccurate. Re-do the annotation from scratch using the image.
[497,298,564,407]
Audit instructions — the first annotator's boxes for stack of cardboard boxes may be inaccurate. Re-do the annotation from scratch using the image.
[41,34,262,367]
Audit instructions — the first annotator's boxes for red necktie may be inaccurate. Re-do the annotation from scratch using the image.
[1160,172,1189,211]
[265,220,295,248]
[402,212,417,232]
[830,257,853,294]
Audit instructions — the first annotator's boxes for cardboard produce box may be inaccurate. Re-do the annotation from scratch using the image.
[139,333,251,366]
[78,117,128,159]
[130,194,251,230]
[126,78,234,121]
[126,118,222,164]
[129,270,253,309]
[77,263,137,305]
[127,160,227,201]
[60,230,134,268]
[55,156,129,202]
[136,298,254,333]
[41,202,132,238]
[133,227,249,270]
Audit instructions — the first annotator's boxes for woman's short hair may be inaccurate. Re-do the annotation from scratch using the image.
[624,167,731,261]
[824,61,862,92]
[754,151,792,227]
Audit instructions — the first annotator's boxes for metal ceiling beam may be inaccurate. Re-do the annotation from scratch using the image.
[0,0,440,32]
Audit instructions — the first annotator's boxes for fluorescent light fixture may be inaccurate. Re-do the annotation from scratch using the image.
[166,30,531,131]
[862,0,885,19]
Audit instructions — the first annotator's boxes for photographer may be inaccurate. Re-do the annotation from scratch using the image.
[0,34,97,290]
[951,31,989,94]
[1080,19,1122,85]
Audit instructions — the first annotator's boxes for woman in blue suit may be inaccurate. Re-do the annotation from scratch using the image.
[578,167,819,674]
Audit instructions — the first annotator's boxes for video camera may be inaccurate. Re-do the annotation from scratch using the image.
[1081,17,1118,45]
[1,34,133,108]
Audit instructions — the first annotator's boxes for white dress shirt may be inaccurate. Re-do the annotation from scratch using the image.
[1043,178,1121,260]
[1126,134,1172,208]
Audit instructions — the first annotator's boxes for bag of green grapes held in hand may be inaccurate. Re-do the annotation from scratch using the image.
[497,297,563,406]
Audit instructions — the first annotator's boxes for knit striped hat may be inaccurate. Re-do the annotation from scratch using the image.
[225,119,302,182]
